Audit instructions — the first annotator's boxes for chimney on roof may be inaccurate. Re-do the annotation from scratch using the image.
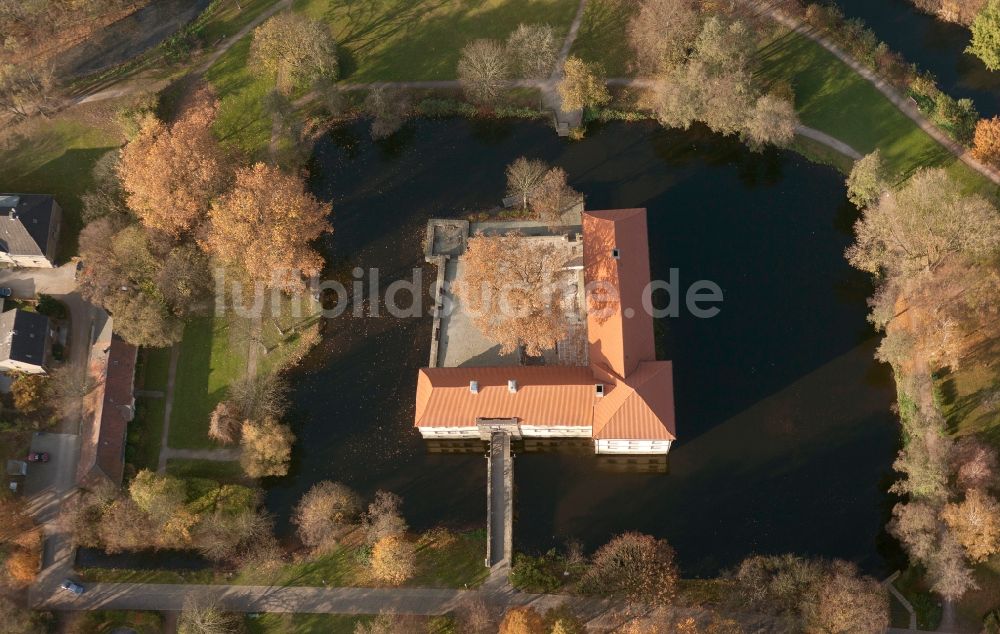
[469,380,479,394]
[612,247,620,260]
[507,379,517,394]
[595,383,604,397]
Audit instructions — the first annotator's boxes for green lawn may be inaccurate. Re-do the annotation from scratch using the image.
[246,614,365,634]
[206,35,275,160]
[126,396,165,473]
[0,113,121,260]
[166,458,245,482]
[197,0,284,44]
[168,315,248,450]
[757,30,994,194]
[238,529,488,588]
[69,610,163,634]
[295,0,579,81]
[569,0,632,77]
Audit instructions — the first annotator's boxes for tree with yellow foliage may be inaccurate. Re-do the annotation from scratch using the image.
[973,116,1000,167]
[205,163,331,293]
[499,606,545,634]
[370,534,416,585]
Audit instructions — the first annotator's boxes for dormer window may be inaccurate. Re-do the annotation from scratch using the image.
[612,248,620,259]
[595,383,604,397]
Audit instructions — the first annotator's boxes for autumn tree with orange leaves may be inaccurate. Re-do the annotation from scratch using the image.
[498,606,545,634]
[118,88,228,237]
[205,163,331,292]
[973,116,1000,167]
[456,232,570,356]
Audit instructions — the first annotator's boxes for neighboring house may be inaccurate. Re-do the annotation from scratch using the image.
[0,194,62,268]
[415,209,677,455]
[77,336,137,488]
[0,309,54,374]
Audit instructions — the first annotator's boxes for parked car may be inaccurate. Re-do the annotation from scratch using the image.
[0,287,12,298]
[59,580,84,596]
[26,452,49,463]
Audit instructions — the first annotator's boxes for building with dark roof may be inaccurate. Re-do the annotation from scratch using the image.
[77,336,137,488]
[415,209,676,455]
[0,194,61,268]
[0,309,53,374]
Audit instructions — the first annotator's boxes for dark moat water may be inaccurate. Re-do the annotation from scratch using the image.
[262,119,899,577]
[834,0,1000,117]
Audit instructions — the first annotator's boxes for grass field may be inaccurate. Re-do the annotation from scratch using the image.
[168,315,248,450]
[0,111,122,260]
[295,0,579,81]
[206,35,275,160]
[238,529,488,588]
[246,614,365,634]
[569,0,632,77]
[758,30,997,197]
[166,458,246,481]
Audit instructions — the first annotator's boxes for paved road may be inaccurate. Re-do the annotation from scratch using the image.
[0,263,108,426]
[36,581,596,615]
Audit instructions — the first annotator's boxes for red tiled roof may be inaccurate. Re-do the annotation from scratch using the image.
[593,361,675,440]
[415,209,676,444]
[77,336,137,487]
[583,209,657,379]
[416,366,598,428]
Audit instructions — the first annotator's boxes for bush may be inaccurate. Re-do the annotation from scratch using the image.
[36,294,68,320]
[510,551,566,593]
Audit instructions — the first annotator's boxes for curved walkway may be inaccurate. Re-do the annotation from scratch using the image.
[741,0,1000,184]
[795,124,861,159]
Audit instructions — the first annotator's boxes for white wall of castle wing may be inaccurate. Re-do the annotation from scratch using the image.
[519,425,592,438]
[595,439,672,455]
[418,426,480,438]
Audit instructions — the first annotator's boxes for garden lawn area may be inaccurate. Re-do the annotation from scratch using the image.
[0,111,121,260]
[126,396,166,473]
[69,610,163,634]
[294,0,580,81]
[197,0,284,44]
[139,348,171,391]
[569,0,632,77]
[206,34,275,160]
[168,315,248,450]
[166,458,244,482]
[238,529,488,588]
[757,30,995,194]
[245,614,365,634]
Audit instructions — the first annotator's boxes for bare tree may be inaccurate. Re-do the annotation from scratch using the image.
[178,595,241,634]
[528,167,582,222]
[846,168,1000,277]
[251,12,338,92]
[506,23,558,78]
[208,401,242,445]
[458,39,510,105]
[742,94,798,151]
[363,86,411,140]
[293,480,362,551]
[361,490,407,545]
[578,532,678,607]
[505,157,548,210]
[627,0,702,74]
[0,62,57,120]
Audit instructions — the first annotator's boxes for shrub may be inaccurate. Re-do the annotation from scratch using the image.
[36,294,68,319]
